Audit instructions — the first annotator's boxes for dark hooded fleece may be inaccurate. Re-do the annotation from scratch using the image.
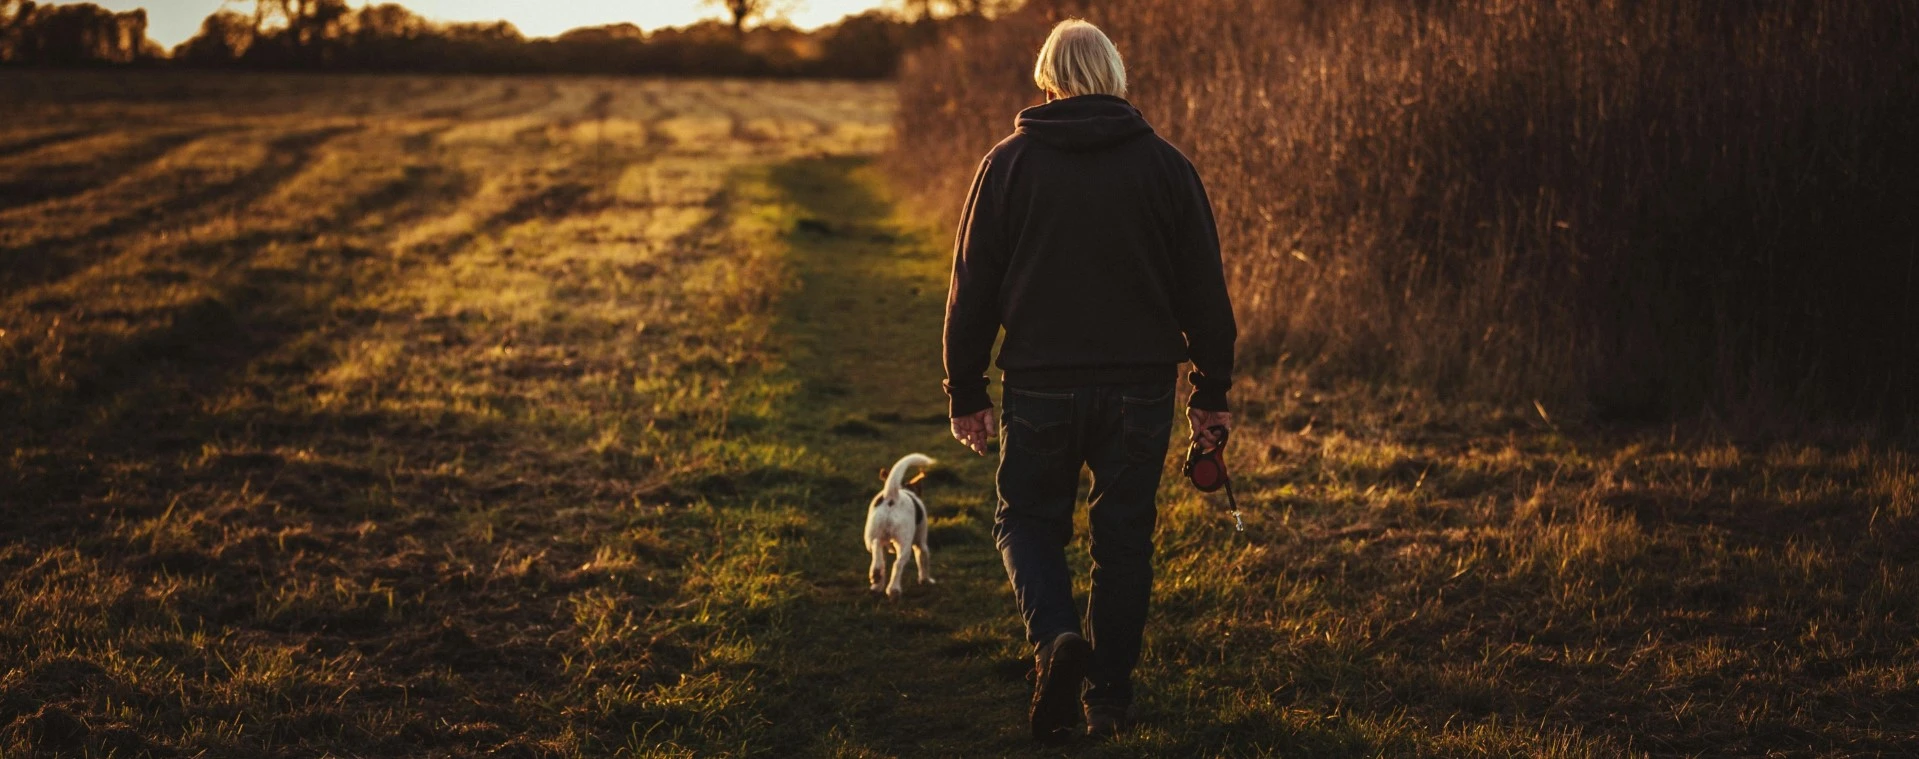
[942,94,1238,417]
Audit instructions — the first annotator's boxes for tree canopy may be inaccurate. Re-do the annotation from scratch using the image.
[0,0,981,78]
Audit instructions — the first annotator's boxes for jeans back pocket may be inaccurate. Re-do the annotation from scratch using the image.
[1119,381,1176,464]
[1003,386,1076,457]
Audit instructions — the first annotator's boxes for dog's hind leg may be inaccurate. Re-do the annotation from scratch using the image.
[912,539,935,585]
[868,539,888,593]
[886,541,913,600]
[913,519,935,584]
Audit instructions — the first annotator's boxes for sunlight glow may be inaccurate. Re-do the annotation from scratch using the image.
[53,0,893,49]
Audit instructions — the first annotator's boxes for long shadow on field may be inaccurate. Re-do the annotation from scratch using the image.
[0,121,862,755]
[0,146,672,756]
[0,128,101,160]
[0,153,472,510]
[0,127,226,213]
[0,125,359,298]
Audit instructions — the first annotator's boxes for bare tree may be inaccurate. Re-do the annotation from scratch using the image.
[895,0,1020,20]
[701,0,801,35]
[175,10,256,63]
[0,0,28,61]
[0,0,32,35]
[231,0,349,63]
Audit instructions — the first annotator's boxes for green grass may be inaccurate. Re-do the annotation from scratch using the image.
[2,72,1915,757]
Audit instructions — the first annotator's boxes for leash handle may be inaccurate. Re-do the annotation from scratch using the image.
[1183,425,1232,492]
[1184,425,1243,531]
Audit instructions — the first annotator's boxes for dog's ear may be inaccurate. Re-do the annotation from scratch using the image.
[905,471,927,496]
[878,467,889,482]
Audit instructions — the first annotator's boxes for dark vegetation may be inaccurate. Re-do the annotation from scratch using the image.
[0,0,158,64]
[0,0,989,78]
[892,0,1919,430]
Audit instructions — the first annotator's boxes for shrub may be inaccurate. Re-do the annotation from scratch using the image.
[892,0,1919,427]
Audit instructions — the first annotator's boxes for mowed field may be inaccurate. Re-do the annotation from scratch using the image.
[2,71,1917,758]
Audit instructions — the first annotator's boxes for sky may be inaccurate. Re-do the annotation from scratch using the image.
[55,0,893,49]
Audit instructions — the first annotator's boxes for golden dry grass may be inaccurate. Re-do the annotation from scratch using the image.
[0,71,900,756]
[1,70,1915,758]
[892,0,1919,426]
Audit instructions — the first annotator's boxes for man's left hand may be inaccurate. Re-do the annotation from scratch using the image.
[951,408,996,456]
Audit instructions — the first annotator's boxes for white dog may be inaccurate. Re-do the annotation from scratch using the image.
[865,453,936,599]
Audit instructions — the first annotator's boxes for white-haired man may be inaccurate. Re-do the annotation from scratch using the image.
[943,18,1238,742]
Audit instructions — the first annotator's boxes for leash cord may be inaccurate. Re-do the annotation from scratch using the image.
[1224,477,1244,532]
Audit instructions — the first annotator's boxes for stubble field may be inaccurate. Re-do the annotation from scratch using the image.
[1,72,1915,757]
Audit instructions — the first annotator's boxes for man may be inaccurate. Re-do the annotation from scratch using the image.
[941,18,1238,743]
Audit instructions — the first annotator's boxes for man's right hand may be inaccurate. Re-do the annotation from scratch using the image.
[1188,408,1233,450]
[950,408,996,456]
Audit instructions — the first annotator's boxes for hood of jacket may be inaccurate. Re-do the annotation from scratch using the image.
[1014,94,1154,152]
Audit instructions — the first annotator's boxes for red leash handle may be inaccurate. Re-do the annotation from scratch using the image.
[1183,425,1231,492]
[1183,426,1245,531]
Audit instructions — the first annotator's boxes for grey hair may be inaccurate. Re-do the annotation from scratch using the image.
[1032,19,1127,98]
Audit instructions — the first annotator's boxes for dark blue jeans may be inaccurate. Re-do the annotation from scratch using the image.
[994,378,1176,709]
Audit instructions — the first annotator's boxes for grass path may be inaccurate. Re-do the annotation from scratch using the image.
[713,157,1037,754]
[618,155,1048,755]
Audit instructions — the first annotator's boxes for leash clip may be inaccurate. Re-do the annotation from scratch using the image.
[1184,425,1245,532]
[1225,477,1244,532]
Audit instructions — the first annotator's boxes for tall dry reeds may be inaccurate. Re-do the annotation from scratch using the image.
[891,0,1919,427]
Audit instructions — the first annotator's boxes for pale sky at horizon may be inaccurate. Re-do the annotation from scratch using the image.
[49,0,894,49]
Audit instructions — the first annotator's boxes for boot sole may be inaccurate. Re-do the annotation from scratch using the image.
[1030,636,1091,743]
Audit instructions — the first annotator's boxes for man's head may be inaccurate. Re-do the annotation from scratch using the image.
[1033,19,1126,101]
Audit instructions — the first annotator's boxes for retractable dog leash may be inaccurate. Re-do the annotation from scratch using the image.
[1182,425,1243,531]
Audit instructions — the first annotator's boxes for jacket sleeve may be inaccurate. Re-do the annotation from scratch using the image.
[1172,158,1238,412]
[941,154,1006,417]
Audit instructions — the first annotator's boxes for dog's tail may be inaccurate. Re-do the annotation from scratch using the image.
[884,453,935,501]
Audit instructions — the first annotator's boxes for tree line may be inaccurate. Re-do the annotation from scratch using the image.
[0,0,998,78]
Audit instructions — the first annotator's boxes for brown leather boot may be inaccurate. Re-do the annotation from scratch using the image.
[1084,703,1132,740]
[1029,631,1090,743]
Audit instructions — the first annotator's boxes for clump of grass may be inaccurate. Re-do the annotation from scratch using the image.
[828,415,886,437]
